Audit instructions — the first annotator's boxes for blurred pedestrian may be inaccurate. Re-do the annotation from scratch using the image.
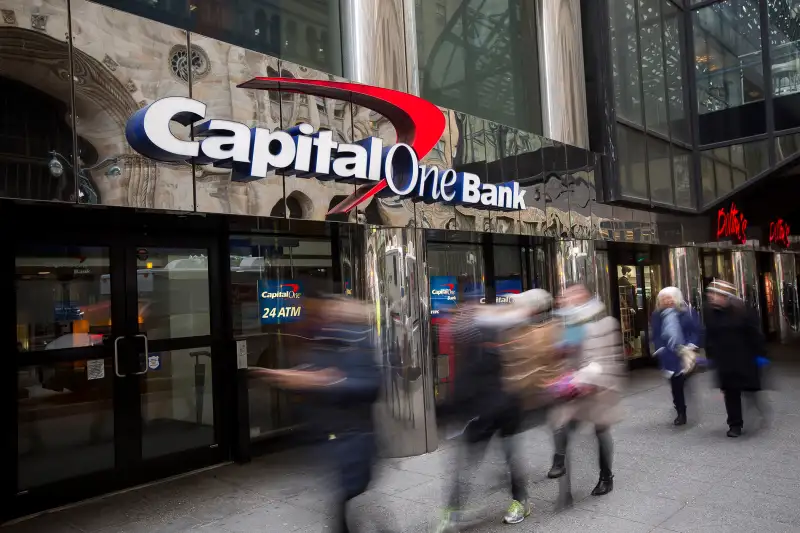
[651,286,703,426]
[547,284,625,509]
[704,280,767,438]
[436,291,550,532]
[252,296,382,533]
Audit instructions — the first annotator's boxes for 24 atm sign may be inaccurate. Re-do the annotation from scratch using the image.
[257,280,303,324]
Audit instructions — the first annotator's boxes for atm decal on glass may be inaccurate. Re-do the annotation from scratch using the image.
[257,280,303,324]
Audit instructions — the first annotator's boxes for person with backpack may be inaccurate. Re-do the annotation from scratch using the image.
[651,287,703,426]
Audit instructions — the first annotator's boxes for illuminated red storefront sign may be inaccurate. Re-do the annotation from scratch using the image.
[769,219,791,248]
[716,202,748,244]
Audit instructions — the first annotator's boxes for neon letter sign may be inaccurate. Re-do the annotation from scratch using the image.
[769,219,791,248]
[716,202,747,244]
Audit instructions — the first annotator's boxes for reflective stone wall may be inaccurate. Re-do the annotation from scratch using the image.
[0,0,712,246]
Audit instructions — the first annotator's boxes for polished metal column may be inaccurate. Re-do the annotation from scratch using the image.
[340,0,409,91]
[537,0,590,148]
[668,247,703,311]
[773,253,799,343]
[365,226,437,457]
[554,240,596,294]
[731,250,761,317]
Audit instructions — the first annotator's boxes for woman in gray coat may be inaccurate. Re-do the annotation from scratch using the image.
[547,284,626,508]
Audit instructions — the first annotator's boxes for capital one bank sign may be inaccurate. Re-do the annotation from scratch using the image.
[125,78,526,214]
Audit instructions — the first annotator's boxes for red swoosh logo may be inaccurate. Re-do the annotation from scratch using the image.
[281,283,300,292]
[237,78,446,214]
[445,283,455,290]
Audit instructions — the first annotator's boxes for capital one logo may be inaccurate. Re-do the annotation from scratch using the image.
[261,283,301,299]
[431,283,455,297]
[125,78,526,213]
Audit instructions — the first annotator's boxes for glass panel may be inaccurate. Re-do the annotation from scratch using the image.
[639,0,669,135]
[229,235,334,440]
[777,133,800,162]
[136,248,210,340]
[694,1,766,143]
[743,139,770,177]
[673,146,693,208]
[663,0,690,142]
[715,160,733,197]
[610,0,644,125]
[141,348,215,459]
[16,246,110,352]
[494,246,523,304]
[618,265,644,360]
[618,126,649,199]
[87,0,343,75]
[701,155,716,205]
[647,136,674,205]
[417,0,542,132]
[70,0,194,210]
[0,0,78,202]
[18,360,114,489]
[428,242,484,406]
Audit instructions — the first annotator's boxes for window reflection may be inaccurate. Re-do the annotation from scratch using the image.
[16,246,110,352]
[611,0,643,125]
[673,146,693,208]
[769,0,800,130]
[92,0,343,75]
[663,0,690,142]
[647,137,673,205]
[699,139,769,205]
[417,0,541,132]
[639,0,669,135]
[694,0,766,142]
[618,126,649,200]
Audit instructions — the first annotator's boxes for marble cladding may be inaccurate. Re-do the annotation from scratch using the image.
[0,0,711,244]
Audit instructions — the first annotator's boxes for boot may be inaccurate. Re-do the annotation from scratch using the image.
[554,492,573,512]
[727,426,742,438]
[674,411,687,426]
[591,473,614,496]
[547,453,566,479]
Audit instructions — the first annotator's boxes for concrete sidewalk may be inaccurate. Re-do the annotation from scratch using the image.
[6,365,800,532]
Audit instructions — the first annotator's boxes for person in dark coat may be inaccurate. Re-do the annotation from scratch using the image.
[252,296,381,533]
[436,296,542,531]
[651,286,703,426]
[704,280,766,438]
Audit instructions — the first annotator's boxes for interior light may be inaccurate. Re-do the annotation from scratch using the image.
[38,271,50,275]
[146,261,153,269]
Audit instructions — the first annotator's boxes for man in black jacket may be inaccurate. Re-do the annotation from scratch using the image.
[704,280,766,438]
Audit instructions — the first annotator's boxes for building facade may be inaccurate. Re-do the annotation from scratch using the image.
[1,0,798,519]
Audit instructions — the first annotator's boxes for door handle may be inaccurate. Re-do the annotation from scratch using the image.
[113,336,125,378]
[132,334,149,375]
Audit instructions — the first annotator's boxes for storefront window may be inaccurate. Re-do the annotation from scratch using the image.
[416,0,542,132]
[427,242,484,405]
[229,234,333,440]
[91,0,343,75]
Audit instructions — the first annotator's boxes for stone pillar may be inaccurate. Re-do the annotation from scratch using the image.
[537,0,590,148]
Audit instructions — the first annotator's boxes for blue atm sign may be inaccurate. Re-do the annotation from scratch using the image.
[258,280,303,324]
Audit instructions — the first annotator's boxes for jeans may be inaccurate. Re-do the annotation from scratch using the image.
[448,404,527,509]
[333,433,376,533]
[671,374,688,415]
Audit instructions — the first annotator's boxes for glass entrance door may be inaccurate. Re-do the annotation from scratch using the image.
[14,235,221,504]
[616,264,662,360]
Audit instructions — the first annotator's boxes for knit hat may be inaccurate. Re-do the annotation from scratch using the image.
[508,289,552,313]
[706,279,738,299]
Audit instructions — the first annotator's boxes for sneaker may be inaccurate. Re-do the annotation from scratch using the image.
[503,499,531,524]
[434,509,470,533]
